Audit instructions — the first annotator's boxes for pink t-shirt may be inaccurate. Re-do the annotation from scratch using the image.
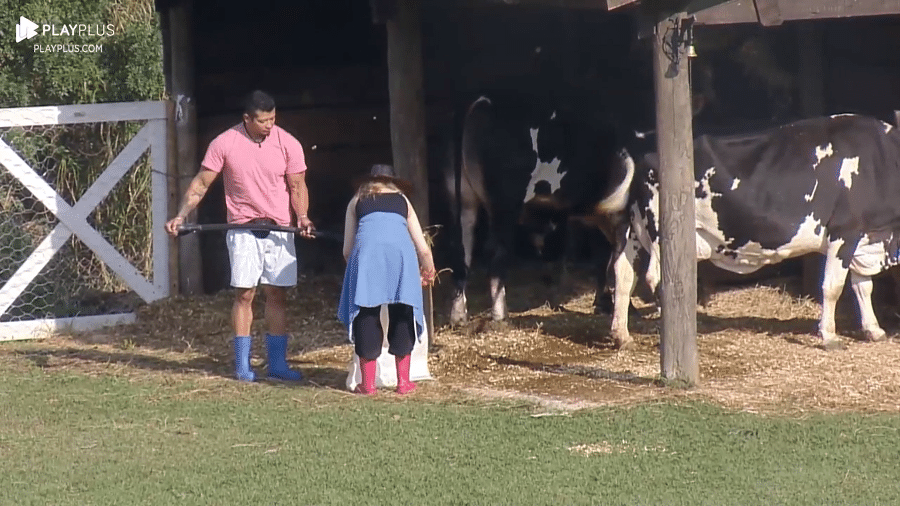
[201,123,307,226]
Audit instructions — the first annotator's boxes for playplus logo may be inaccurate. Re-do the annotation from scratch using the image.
[14,15,116,42]
[15,16,39,42]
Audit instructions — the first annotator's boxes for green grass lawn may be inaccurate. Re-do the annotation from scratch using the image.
[3,364,900,506]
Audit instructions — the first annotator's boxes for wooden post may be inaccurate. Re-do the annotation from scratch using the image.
[166,100,180,296]
[652,10,699,386]
[165,2,203,295]
[798,21,825,301]
[385,0,434,344]
[891,110,900,314]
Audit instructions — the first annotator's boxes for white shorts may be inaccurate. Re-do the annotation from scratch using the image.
[226,230,298,288]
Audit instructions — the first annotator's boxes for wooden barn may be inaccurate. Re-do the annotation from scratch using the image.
[153,0,900,383]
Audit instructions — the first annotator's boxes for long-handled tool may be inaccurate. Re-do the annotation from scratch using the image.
[176,223,342,242]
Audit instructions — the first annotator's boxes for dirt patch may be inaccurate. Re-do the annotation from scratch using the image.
[3,266,900,415]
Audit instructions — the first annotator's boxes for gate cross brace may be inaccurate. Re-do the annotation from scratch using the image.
[0,121,165,315]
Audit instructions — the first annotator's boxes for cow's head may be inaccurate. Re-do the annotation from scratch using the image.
[519,189,568,259]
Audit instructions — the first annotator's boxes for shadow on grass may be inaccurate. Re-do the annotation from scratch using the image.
[57,273,350,367]
[489,354,659,386]
[506,306,847,349]
[16,347,348,388]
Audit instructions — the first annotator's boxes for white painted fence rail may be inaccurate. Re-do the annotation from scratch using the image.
[0,101,170,341]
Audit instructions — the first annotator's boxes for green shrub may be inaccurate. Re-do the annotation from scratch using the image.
[0,0,165,317]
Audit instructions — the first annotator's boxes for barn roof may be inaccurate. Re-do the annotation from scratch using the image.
[156,0,900,27]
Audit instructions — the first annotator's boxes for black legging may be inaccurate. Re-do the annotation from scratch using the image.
[353,304,416,360]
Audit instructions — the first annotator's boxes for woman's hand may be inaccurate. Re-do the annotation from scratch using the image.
[420,266,437,287]
[419,252,436,286]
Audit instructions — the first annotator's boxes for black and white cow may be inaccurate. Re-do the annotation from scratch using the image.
[599,113,900,350]
[443,93,634,326]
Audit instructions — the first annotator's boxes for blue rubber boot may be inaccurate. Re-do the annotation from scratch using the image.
[266,334,303,381]
[233,336,256,382]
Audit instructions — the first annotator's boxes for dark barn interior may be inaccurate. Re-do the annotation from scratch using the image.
[157,0,900,294]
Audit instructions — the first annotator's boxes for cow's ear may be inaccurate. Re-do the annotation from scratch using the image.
[642,152,660,169]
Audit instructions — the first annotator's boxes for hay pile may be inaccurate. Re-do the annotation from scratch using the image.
[425,269,900,415]
[5,266,900,415]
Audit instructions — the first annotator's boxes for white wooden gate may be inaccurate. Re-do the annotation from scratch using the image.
[0,101,170,341]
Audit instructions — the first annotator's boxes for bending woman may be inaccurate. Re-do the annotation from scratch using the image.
[337,164,436,395]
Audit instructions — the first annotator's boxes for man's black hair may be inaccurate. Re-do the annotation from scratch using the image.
[243,90,276,117]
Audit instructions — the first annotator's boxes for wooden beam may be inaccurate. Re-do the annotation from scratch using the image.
[446,0,632,9]
[798,22,825,301]
[437,0,900,17]
[387,2,428,224]
[798,23,825,118]
[386,0,435,345]
[693,0,758,23]
[695,0,900,25]
[883,110,900,317]
[652,11,699,386]
[890,110,900,317]
[635,1,733,36]
[370,0,397,24]
[753,0,783,25]
[166,1,203,296]
[606,0,639,9]
[493,0,617,7]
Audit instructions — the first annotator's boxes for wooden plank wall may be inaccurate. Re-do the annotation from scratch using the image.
[195,102,453,231]
[823,18,900,119]
[186,1,900,292]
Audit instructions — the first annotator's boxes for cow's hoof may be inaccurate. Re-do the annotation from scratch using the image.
[482,319,510,333]
[615,337,636,351]
[818,338,846,351]
[491,309,508,321]
[864,328,888,342]
[449,310,468,328]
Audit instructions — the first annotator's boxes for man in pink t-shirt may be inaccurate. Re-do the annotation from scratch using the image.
[165,90,313,382]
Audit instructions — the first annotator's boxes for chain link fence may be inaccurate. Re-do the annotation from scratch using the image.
[0,121,152,322]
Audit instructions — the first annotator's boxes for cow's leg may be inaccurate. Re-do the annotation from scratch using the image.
[487,230,510,322]
[611,236,640,350]
[593,215,621,315]
[849,272,887,342]
[489,276,507,321]
[641,242,663,318]
[819,245,849,350]
[449,279,468,327]
[545,219,570,311]
[450,205,478,326]
[595,218,644,319]
[593,247,615,315]
[645,242,662,299]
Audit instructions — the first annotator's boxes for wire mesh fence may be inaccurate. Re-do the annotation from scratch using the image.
[0,121,152,322]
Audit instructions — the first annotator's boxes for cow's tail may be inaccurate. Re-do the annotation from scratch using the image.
[443,96,491,229]
[446,103,464,224]
[595,147,635,215]
[459,96,493,215]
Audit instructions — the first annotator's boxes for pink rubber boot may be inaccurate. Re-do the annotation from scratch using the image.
[395,354,417,395]
[354,357,377,395]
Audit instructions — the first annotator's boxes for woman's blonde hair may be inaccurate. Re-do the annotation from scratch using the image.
[353,164,414,199]
[356,180,403,199]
